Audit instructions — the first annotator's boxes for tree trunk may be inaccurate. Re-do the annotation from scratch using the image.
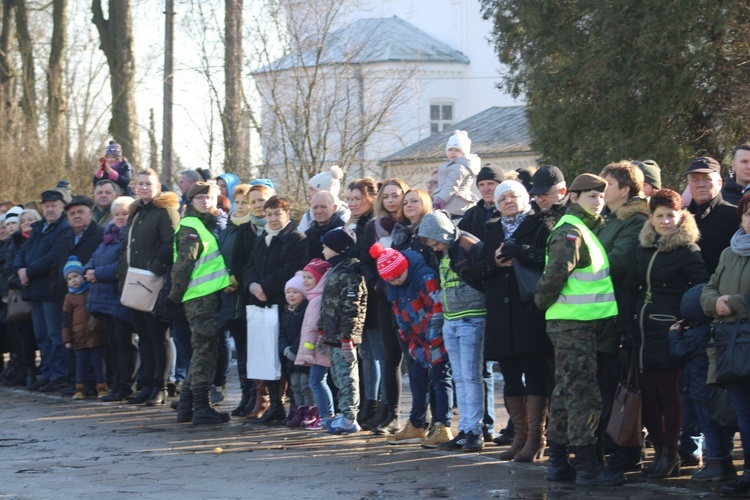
[13,0,37,146]
[162,0,173,186]
[0,0,16,139]
[48,0,67,165]
[148,107,157,170]
[92,0,139,167]
[223,0,243,174]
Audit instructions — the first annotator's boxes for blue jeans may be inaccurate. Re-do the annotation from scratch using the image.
[682,396,734,459]
[75,346,106,385]
[309,364,334,418]
[410,357,453,428]
[360,326,384,401]
[726,381,750,458]
[31,300,67,381]
[442,317,485,434]
[171,320,192,383]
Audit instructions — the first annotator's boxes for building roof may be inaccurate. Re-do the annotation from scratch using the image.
[254,16,470,73]
[381,106,532,164]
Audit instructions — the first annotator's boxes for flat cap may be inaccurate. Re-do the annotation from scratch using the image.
[530,165,566,195]
[41,189,65,203]
[684,156,721,176]
[569,173,607,193]
[65,195,93,210]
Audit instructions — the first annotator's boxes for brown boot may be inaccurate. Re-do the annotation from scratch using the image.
[72,384,86,400]
[246,381,270,419]
[498,396,527,460]
[96,383,109,399]
[515,395,548,462]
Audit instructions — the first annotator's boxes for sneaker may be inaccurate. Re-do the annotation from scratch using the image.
[301,406,318,427]
[306,417,329,431]
[462,431,484,452]
[326,414,361,435]
[438,430,467,451]
[387,421,426,445]
[421,423,454,449]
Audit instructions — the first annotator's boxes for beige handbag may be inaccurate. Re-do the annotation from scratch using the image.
[119,213,164,312]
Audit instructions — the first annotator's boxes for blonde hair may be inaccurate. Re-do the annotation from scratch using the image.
[111,196,135,212]
[374,178,410,220]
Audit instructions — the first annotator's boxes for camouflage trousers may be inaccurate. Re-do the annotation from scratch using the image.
[329,347,360,421]
[182,293,221,394]
[546,319,604,447]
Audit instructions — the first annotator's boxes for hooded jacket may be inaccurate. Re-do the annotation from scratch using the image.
[385,251,446,368]
[295,271,331,367]
[433,154,481,216]
[619,210,708,370]
[217,173,240,211]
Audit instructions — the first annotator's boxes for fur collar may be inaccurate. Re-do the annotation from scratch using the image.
[639,209,700,252]
[128,191,180,214]
[616,197,650,221]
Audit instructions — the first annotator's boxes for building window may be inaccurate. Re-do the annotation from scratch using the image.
[430,103,453,135]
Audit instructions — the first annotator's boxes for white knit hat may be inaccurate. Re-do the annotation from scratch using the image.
[308,166,344,199]
[494,180,530,212]
[446,130,471,155]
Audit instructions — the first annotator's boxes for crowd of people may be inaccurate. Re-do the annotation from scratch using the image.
[3,135,750,493]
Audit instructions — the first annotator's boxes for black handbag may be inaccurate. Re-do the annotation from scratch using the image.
[512,257,542,302]
[712,296,750,383]
[709,386,738,430]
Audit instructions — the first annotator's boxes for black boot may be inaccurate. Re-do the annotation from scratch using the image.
[357,399,378,426]
[231,378,253,417]
[25,368,36,390]
[373,406,400,435]
[493,417,515,446]
[692,457,729,482]
[571,444,625,486]
[143,386,167,406]
[546,441,576,482]
[722,470,750,496]
[192,390,230,425]
[256,381,286,425]
[647,445,681,479]
[641,443,664,477]
[607,446,642,472]
[177,387,194,423]
[362,401,387,431]
[127,385,153,404]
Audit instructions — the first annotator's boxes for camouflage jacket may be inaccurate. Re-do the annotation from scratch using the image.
[319,257,368,346]
[168,208,220,303]
[534,203,603,311]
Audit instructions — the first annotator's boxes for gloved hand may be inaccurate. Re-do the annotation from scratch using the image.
[500,242,524,259]
[433,197,446,210]
[283,346,296,362]
[161,297,185,323]
[619,334,635,353]
[224,275,239,294]
[341,338,355,363]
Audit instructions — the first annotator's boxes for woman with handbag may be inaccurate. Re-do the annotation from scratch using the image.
[619,189,708,479]
[700,192,750,495]
[118,168,180,406]
[478,180,556,462]
[84,196,137,402]
[245,195,307,424]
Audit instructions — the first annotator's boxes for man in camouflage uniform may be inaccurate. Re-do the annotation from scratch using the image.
[319,227,368,434]
[534,173,624,487]
[168,181,231,425]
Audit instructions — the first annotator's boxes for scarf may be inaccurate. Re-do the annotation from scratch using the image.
[68,281,91,295]
[500,206,530,238]
[731,228,750,257]
[102,223,124,245]
[264,221,289,246]
[231,211,252,227]
[249,212,267,235]
[374,216,396,240]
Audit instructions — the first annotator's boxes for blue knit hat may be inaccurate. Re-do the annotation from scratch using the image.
[63,255,84,278]
[250,178,275,191]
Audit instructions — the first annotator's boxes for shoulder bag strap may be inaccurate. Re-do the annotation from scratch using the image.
[126,212,139,266]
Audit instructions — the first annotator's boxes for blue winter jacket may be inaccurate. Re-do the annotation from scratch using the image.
[668,284,711,402]
[84,223,130,322]
[14,215,71,301]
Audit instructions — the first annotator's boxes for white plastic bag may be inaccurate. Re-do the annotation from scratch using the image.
[246,304,281,380]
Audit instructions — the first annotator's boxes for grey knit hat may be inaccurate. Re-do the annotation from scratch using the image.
[417,210,458,245]
[638,159,662,190]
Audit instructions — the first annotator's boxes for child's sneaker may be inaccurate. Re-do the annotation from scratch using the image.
[421,422,453,448]
[387,421,426,445]
[305,417,326,431]
[301,406,318,427]
[326,414,361,435]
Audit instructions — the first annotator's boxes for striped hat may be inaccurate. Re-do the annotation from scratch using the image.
[369,243,408,281]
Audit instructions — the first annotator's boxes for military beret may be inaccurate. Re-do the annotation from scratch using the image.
[568,173,607,193]
[187,181,213,199]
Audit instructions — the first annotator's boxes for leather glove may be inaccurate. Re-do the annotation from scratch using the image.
[433,197,446,210]
[500,242,523,259]
[341,338,355,364]
[283,346,296,362]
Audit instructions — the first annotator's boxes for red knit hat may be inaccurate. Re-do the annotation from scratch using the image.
[303,258,331,283]
[369,243,408,281]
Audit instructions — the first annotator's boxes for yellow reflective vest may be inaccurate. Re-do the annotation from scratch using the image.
[545,214,618,321]
[173,216,230,302]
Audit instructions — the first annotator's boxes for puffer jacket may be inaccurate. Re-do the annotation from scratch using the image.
[278,299,308,373]
[84,223,130,322]
[62,291,107,349]
[433,154,481,216]
[319,257,367,346]
[14,214,71,301]
[668,284,711,402]
[619,210,709,370]
[295,271,331,367]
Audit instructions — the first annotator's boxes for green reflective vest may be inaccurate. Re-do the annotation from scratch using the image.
[173,216,230,302]
[545,214,618,321]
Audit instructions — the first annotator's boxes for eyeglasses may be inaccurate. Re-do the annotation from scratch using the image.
[534,190,559,201]
[497,194,520,204]
[193,195,212,202]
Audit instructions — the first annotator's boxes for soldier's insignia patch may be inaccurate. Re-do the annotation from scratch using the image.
[565,233,578,241]
[189,233,199,240]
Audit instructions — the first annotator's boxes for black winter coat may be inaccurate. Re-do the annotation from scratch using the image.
[348,210,378,328]
[457,201,498,241]
[218,220,243,327]
[305,215,345,261]
[477,210,555,360]
[619,211,709,370]
[51,222,105,302]
[15,214,71,301]
[278,300,309,373]
[687,194,738,275]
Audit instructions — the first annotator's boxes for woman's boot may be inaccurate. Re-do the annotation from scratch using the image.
[363,401,387,431]
[256,381,286,425]
[498,396,527,460]
[127,385,153,405]
[231,378,252,417]
[246,381,269,419]
[648,444,681,478]
[373,404,400,435]
[357,399,378,426]
[514,395,547,462]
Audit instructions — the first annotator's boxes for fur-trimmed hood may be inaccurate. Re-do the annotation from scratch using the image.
[616,197,650,221]
[128,191,180,214]
[639,209,701,252]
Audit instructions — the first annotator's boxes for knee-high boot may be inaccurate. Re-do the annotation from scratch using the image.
[514,395,548,462]
[498,396,527,460]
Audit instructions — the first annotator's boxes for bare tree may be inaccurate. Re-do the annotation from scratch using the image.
[92,0,140,166]
[13,0,37,145]
[0,0,17,139]
[48,0,67,165]
[223,0,243,175]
